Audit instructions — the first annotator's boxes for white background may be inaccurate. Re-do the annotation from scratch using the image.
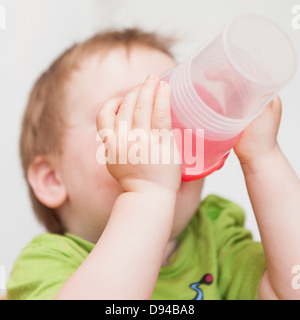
[0,0,299,281]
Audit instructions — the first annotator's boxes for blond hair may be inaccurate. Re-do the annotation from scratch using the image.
[20,28,176,233]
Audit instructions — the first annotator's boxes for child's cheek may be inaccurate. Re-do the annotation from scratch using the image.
[94,142,119,192]
[96,139,106,166]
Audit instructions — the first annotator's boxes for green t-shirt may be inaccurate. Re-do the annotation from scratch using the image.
[6,195,266,300]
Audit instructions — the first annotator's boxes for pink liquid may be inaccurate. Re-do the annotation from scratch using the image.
[171,85,240,181]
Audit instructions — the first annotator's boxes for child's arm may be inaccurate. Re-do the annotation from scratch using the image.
[234,96,300,300]
[56,75,181,299]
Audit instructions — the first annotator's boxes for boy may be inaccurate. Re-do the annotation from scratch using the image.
[6,28,300,300]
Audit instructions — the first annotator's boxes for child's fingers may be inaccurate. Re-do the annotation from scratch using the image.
[96,97,122,138]
[152,81,172,130]
[132,74,159,130]
[116,85,141,130]
[270,95,282,114]
[268,95,282,127]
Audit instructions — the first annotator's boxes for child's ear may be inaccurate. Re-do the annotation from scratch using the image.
[27,155,67,209]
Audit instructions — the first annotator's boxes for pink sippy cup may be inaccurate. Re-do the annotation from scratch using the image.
[161,14,297,181]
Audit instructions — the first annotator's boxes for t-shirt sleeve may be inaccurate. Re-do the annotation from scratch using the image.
[6,234,86,300]
[201,195,266,300]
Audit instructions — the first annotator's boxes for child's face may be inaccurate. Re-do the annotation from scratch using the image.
[58,46,204,241]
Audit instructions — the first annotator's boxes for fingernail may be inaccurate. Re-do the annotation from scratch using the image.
[159,81,167,87]
[148,73,157,79]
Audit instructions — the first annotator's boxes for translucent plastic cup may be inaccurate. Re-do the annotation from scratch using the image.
[161,14,297,181]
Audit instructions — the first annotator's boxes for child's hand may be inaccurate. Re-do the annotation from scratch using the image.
[234,96,282,172]
[96,74,181,193]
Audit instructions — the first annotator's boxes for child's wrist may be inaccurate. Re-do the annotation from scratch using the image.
[114,182,177,219]
[240,144,282,176]
[120,178,178,196]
